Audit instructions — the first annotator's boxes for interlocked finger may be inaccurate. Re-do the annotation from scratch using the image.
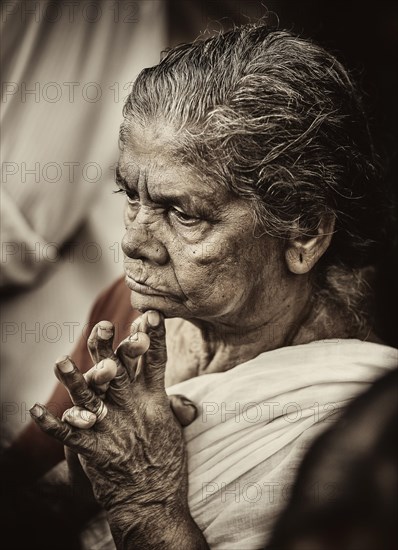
[130,314,150,338]
[54,356,108,421]
[30,404,91,455]
[84,358,118,396]
[87,320,117,364]
[116,332,150,381]
[141,311,167,389]
[62,406,97,429]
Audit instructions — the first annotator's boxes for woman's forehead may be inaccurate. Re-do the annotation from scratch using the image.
[118,152,222,206]
[121,119,181,156]
[121,122,181,171]
[119,123,223,199]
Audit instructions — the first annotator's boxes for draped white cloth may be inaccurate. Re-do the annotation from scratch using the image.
[167,339,398,549]
[81,339,397,550]
[1,0,166,288]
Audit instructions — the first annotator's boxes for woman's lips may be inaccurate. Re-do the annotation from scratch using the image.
[125,274,176,298]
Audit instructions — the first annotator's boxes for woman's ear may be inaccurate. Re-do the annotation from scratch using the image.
[285,216,335,275]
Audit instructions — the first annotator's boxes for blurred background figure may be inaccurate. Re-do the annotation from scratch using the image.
[1,0,167,441]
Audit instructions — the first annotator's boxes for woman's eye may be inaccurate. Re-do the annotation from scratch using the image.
[113,188,139,205]
[170,206,200,226]
[126,191,139,205]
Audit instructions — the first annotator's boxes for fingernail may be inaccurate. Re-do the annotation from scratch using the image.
[30,404,44,418]
[147,311,160,327]
[96,360,105,370]
[98,324,113,340]
[80,409,97,423]
[55,356,74,373]
[182,397,195,408]
[129,333,139,341]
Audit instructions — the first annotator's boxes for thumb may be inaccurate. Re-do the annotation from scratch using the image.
[142,310,167,388]
[169,394,197,426]
[65,447,98,512]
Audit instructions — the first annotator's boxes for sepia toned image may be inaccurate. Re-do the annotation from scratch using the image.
[1,1,397,548]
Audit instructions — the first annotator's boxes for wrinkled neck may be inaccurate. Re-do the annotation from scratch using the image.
[164,293,378,387]
[165,291,313,384]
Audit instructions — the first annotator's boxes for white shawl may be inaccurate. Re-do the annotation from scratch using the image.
[168,339,397,549]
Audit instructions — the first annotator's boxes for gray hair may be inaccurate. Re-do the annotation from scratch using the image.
[122,24,384,330]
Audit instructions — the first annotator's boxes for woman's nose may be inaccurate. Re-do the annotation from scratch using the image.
[121,220,169,265]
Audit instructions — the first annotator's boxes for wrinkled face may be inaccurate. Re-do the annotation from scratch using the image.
[118,123,287,327]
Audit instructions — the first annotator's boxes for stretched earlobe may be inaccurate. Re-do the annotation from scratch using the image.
[286,246,312,274]
[285,216,335,275]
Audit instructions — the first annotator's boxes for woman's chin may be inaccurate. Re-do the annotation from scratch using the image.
[128,289,184,318]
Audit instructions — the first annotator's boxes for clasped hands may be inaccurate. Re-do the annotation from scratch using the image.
[30,310,206,549]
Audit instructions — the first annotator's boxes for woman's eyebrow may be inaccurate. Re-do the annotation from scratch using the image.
[153,189,215,216]
[116,164,216,215]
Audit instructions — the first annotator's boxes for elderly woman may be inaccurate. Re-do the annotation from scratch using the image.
[27,24,397,549]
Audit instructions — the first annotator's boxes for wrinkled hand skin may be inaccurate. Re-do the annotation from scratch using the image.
[31,311,208,549]
[62,317,196,518]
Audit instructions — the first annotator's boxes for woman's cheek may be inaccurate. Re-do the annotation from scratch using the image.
[183,230,236,266]
[169,243,225,293]
[187,243,241,286]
